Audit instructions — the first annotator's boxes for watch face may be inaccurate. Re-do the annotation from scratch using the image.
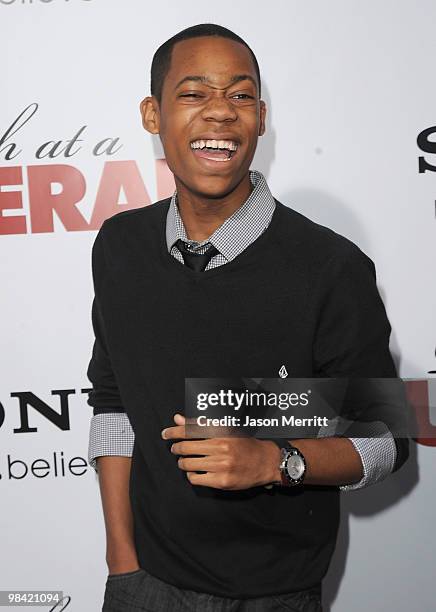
[286,454,305,480]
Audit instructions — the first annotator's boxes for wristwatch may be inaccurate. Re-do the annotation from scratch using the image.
[264,439,307,488]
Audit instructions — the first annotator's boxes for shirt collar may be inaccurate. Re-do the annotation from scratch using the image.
[165,170,276,262]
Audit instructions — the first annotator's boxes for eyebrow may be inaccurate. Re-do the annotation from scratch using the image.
[174,74,258,90]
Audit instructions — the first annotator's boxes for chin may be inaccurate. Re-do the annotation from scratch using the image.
[187,174,246,200]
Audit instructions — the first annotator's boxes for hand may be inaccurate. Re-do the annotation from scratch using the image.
[162,413,281,490]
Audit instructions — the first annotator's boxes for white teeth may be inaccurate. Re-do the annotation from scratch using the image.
[190,139,238,151]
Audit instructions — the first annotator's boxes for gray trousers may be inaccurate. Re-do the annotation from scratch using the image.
[102,568,322,612]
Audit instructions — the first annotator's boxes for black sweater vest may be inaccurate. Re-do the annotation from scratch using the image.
[87,197,408,598]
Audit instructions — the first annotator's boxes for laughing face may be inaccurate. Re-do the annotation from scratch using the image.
[141,36,266,200]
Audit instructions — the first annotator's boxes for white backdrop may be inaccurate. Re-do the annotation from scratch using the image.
[1,1,435,610]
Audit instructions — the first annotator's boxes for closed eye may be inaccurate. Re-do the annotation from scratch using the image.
[231,94,255,99]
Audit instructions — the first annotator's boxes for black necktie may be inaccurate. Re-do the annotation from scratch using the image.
[175,238,219,272]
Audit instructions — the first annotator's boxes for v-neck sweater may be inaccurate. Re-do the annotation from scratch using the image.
[87,196,408,598]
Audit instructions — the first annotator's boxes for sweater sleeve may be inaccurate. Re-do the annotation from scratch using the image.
[312,244,409,478]
[86,224,133,471]
[86,296,125,414]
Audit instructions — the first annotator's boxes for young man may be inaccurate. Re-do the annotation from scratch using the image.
[87,24,409,612]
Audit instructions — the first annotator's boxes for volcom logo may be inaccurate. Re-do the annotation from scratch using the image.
[279,365,288,378]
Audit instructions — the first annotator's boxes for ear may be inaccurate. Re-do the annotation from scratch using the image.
[140,96,160,135]
[259,100,267,137]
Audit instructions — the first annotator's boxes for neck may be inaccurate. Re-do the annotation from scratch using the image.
[174,174,253,241]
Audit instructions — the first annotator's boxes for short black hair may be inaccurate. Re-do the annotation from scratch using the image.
[150,23,261,104]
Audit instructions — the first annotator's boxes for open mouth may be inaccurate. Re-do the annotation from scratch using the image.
[190,139,239,162]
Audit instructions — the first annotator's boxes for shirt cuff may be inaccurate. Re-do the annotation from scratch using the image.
[88,413,135,473]
[339,422,397,491]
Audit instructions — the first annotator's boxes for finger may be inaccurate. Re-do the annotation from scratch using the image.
[186,471,229,489]
[186,422,237,438]
[170,439,224,456]
[161,425,186,440]
[173,413,186,425]
[177,456,219,472]
[162,415,201,439]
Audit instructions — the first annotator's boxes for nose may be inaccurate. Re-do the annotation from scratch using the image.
[201,95,237,123]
